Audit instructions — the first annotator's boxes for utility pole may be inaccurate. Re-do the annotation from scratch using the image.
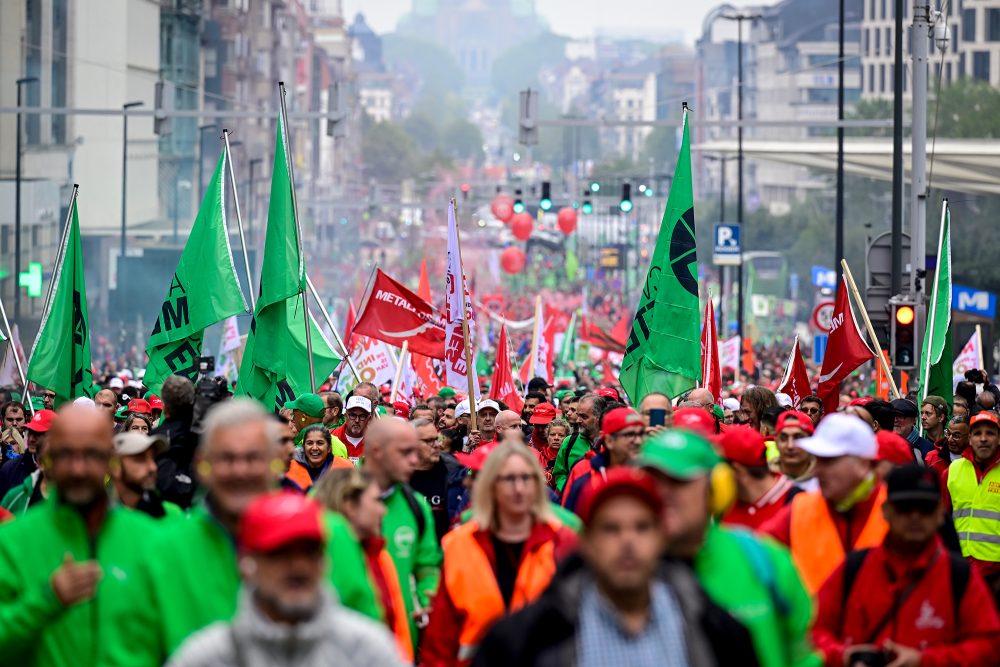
[890,0,905,300]
[120,100,143,259]
[911,3,930,298]
[14,77,38,324]
[835,0,846,278]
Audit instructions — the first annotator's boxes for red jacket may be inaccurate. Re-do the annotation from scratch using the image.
[721,474,797,530]
[813,537,1000,667]
[331,423,364,460]
[942,447,1000,579]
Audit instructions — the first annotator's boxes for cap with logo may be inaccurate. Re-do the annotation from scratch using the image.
[109,377,125,390]
[601,407,643,438]
[876,431,916,465]
[595,387,620,401]
[716,425,767,467]
[921,395,949,417]
[25,409,57,434]
[127,398,152,415]
[284,393,326,419]
[529,402,558,425]
[775,410,815,436]
[671,407,716,437]
[796,413,877,459]
[577,468,663,527]
[637,429,721,480]
[239,492,326,553]
[147,395,164,411]
[113,432,168,456]
[344,396,373,414]
[970,411,1000,431]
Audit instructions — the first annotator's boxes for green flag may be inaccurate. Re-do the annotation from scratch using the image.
[619,110,700,403]
[27,193,96,404]
[237,107,340,408]
[919,201,953,411]
[145,151,250,393]
[558,310,578,367]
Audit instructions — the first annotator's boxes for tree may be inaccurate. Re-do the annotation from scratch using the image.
[931,79,1000,138]
[361,117,418,182]
[641,127,678,171]
[401,113,440,153]
[441,119,484,163]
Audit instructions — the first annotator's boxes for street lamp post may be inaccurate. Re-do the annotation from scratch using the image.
[198,124,217,203]
[836,0,846,278]
[14,77,38,324]
[120,100,143,258]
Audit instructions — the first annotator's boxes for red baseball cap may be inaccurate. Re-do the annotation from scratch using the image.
[577,467,663,527]
[970,412,1000,431]
[671,407,716,436]
[775,410,815,436]
[127,398,152,415]
[601,407,644,437]
[715,425,767,467]
[849,396,874,407]
[392,401,410,419]
[529,402,558,425]
[595,387,620,401]
[455,443,496,472]
[239,492,325,553]
[875,430,915,465]
[147,395,164,411]
[25,409,56,433]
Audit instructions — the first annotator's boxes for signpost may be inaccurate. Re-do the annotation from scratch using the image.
[712,223,741,266]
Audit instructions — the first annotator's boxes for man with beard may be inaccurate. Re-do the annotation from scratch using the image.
[110,432,182,518]
[332,396,374,462]
[0,405,158,666]
[165,492,403,667]
[552,394,606,493]
[119,399,381,665]
[562,408,645,512]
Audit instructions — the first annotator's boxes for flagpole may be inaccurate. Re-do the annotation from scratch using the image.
[222,129,256,311]
[305,275,361,384]
[278,82,314,392]
[920,200,948,402]
[452,198,478,432]
[42,184,78,316]
[840,259,901,399]
[0,298,33,416]
[389,340,409,404]
[976,324,985,372]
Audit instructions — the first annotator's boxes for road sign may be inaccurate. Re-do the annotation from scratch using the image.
[811,300,835,333]
[811,265,837,289]
[953,284,997,318]
[813,334,829,365]
[18,262,42,298]
[712,223,741,266]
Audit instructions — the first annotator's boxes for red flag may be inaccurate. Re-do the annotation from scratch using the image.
[776,337,812,408]
[579,316,626,353]
[701,299,722,403]
[816,277,875,412]
[417,259,431,302]
[491,324,523,414]
[353,269,446,359]
[345,302,358,352]
[601,351,619,387]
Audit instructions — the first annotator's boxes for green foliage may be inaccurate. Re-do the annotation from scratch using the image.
[931,79,1000,138]
[641,127,678,170]
[361,116,417,182]
[491,31,568,100]
[382,34,465,94]
[440,119,484,164]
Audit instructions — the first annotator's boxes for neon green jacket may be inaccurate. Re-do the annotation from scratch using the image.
[552,432,592,492]
[381,483,442,649]
[693,523,821,667]
[0,495,159,667]
[114,503,381,664]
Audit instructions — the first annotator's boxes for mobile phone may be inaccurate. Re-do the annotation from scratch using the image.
[648,408,667,427]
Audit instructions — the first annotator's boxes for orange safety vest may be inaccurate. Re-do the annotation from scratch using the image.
[442,520,559,664]
[285,457,353,491]
[788,485,888,593]
[375,547,414,662]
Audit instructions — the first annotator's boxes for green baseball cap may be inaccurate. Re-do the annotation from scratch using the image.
[114,406,128,420]
[554,389,572,402]
[30,397,44,411]
[284,393,325,419]
[438,387,456,398]
[637,429,720,480]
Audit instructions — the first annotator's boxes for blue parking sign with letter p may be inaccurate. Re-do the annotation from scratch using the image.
[713,223,741,266]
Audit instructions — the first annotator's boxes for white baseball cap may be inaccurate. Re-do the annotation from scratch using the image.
[722,398,741,412]
[797,413,877,460]
[775,392,793,408]
[345,396,373,413]
[109,378,124,390]
[454,399,470,419]
[477,399,500,414]
[113,432,168,456]
[73,396,96,409]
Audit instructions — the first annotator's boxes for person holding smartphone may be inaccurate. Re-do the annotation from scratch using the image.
[638,393,672,437]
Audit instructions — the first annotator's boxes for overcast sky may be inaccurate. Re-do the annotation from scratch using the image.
[342,0,725,45]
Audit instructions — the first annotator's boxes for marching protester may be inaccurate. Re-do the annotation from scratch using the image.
[152,375,199,508]
[813,465,1000,667]
[717,425,797,529]
[286,423,353,492]
[109,431,183,518]
[637,391,673,435]
[538,417,570,486]
[774,410,818,492]
[925,413,969,480]
[0,408,54,500]
[552,393,606,492]
[409,416,464,542]
[166,491,404,667]
[798,396,824,426]
[920,395,949,444]
[561,406,645,511]
[334,396,375,461]
[421,441,575,666]
[321,390,344,428]
[892,398,934,458]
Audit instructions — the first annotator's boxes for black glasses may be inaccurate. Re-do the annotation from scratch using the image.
[892,499,938,515]
[801,407,821,415]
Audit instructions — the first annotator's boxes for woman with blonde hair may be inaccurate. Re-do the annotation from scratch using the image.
[421,441,575,666]
[312,467,413,663]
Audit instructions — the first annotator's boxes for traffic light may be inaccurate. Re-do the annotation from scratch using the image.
[619,183,633,213]
[513,189,525,214]
[590,181,600,194]
[890,297,917,370]
[460,182,471,201]
[540,181,552,211]
[582,189,593,215]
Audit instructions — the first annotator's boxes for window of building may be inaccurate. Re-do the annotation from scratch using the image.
[864,29,870,56]
[945,62,952,83]
[24,0,42,145]
[959,52,966,78]
[869,64,875,92]
[885,27,892,55]
[952,25,959,53]
[51,0,67,144]
[963,9,976,42]
[870,0,875,20]
[973,50,990,80]
[988,9,1000,40]
[875,28,881,55]
[881,0,886,20]
[880,63,885,91]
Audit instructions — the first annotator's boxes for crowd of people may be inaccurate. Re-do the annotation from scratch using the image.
[1,364,1000,667]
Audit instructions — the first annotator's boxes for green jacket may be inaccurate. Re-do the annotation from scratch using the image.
[381,483,442,648]
[552,432,592,493]
[0,470,43,516]
[693,523,821,667]
[0,494,158,667]
[116,503,381,664]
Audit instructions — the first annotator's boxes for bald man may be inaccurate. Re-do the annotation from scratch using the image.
[0,405,157,665]
[364,418,441,651]
[495,410,522,441]
[686,388,716,411]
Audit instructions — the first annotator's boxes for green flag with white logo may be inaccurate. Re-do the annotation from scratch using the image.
[145,151,250,393]
[919,200,953,411]
[27,193,97,404]
[620,109,700,403]
[237,105,340,409]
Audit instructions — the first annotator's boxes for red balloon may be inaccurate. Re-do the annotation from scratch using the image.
[557,207,578,234]
[510,212,533,241]
[491,196,514,223]
[500,247,526,274]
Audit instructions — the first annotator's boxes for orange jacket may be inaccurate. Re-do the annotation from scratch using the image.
[789,485,888,593]
[361,537,413,662]
[285,456,353,492]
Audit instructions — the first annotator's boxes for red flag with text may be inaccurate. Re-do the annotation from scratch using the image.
[353,269,446,359]
[816,277,874,412]
[776,336,812,408]
[491,324,523,414]
[701,299,722,402]
[444,202,480,396]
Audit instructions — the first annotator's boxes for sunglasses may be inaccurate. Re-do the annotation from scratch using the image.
[801,407,821,415]
[892,499,938,515]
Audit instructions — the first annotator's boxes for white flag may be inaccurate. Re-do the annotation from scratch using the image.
[336,335,396,396]
[953,328,982,389]
[720,335,742,373]
[444,200,480,397]
[0,325,27,387]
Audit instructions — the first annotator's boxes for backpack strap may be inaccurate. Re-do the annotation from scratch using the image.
[400,483,427,540]
[730,529,790,617]
[839,548,872,634]
[947,551,971,625]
